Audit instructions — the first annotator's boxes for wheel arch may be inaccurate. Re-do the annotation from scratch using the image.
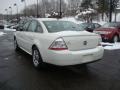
[31,40,46,61]
[114,33,119,38]
[31,44,42,55]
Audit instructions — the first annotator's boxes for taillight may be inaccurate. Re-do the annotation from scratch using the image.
[49,38,68,51]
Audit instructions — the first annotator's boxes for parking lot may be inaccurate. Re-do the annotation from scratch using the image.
[0,30,120,90]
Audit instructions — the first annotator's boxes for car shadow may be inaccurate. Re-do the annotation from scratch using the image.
[14,48,91,75]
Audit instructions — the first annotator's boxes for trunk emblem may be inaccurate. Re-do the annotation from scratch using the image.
[83,41,87,45]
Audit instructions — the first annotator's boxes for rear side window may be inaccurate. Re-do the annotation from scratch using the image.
[36,23,43,33]
[28,21,37,32]
[23,21,31,31]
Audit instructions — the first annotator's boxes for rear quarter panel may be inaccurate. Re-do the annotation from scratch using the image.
[32,33,59,62]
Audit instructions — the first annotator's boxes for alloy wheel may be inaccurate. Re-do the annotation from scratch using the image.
[33,49,40,67]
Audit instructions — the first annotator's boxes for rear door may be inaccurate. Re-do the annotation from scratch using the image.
[23,20,44,53]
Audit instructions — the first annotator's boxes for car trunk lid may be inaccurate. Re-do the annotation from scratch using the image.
[55,31,100,51]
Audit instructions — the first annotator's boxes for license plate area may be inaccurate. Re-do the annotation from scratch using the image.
[82,54,93,62]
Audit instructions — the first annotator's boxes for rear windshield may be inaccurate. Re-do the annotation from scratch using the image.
[43,21,82,33]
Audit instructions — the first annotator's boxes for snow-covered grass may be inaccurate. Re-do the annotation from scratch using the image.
[62,17,106,25]
[0,32,6,36]
[62,13,120,26]
[4,25,16,31]
[101,42,120,50]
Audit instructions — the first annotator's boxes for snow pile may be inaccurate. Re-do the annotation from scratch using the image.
[62,17,83,24]
[101,42,120,50]
[0,32,6,36]
[77,8,95,16]
[4,28,16,31]
[4,25,16,31]
[75,8,96,19]
[45,13,51,18]
[80,9,95,15]
[52,12,59,16]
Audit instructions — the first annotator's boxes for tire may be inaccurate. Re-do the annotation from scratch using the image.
[14,38,20,51]
[111,35,119,43]
[32,47,44,69]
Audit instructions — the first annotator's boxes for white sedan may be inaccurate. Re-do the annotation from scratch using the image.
[14,18,104,68]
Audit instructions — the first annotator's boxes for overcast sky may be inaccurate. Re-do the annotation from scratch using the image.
[0,0,37,14]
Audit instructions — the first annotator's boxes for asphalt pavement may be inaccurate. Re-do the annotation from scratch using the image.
[0,30,120,90]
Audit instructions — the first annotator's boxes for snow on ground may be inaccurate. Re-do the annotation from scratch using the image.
[112,13,120,22]
[101,42,120,50]
[4,28,16,31]
[61,12,120,25]
[0,32,6,36]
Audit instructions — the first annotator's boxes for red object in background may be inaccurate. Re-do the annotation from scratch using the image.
[94,22,120,43]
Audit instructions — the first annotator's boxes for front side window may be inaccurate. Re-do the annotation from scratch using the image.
[43,21,81,33]
[36,23,43,33]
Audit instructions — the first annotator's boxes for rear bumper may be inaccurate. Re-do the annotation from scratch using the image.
[43,46,104,66]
